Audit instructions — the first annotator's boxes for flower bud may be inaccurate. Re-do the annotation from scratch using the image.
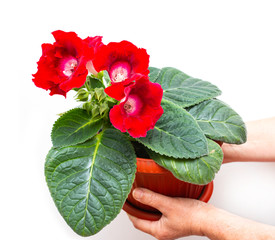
[99,102,109,116]
[83,102,93,113]
[76,89,89,102]
[92,105,100,118]
[94,88,106,102]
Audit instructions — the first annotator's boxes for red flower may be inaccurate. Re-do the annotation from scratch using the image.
[109,75,163,138]
[33,30,102,96]
[93,40,149,84]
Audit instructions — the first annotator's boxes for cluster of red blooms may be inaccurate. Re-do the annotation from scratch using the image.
[33,31,163,138]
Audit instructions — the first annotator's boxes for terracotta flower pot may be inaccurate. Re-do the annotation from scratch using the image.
[123,157,214,221]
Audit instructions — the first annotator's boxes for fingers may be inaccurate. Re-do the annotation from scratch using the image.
[133,188,172,214]
[127,214,156,236]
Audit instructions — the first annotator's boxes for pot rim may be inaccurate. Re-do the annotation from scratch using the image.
[136,157,170,174]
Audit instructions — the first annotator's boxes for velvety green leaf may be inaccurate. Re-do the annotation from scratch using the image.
[149,139,223,185]
[51,108,103,148]
[188,99,247,144]
[149,67,221,108]
[45,128,136,236]
[149,66,161,82]
[87,75,105,89]
[138,100,208,159]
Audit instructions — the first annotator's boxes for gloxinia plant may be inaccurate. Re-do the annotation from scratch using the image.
[33,30,247,236]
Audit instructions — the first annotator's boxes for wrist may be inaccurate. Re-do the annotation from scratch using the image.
[222,143,244,163]
[198,204,227,240]
[190,202,217,237]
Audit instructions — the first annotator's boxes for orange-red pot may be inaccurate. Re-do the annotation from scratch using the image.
[123,157,214,221]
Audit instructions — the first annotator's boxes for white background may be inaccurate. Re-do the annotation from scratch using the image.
[1,0,275,239]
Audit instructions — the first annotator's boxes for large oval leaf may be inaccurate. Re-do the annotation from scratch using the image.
[149,67,221,108]
[188,99,247,144]
[51,108,103,148]
[45,128,136,236]
[149,139,223,185]
[138,100,208,159]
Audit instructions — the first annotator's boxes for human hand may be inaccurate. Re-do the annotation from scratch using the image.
[127,188,212,240]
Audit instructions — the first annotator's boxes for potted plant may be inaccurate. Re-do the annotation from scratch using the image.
[33,30,247,237]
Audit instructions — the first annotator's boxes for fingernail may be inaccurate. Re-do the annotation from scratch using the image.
[133,188,143,200]
[127,213,136,220]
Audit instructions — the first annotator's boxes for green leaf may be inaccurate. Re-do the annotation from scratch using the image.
[138,100,208,159]
[51,108,103,148]
[149,139,223,185]
[87,75,105,89]
[149,67,221,108]
[149,66,161,82]
[188,99,247,144]
[103,70,111,87]
[45,128,136,236]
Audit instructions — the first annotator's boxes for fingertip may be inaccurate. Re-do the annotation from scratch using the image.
[133,188,144,200]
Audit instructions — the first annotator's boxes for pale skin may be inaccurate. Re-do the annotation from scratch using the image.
[128,117,275,240]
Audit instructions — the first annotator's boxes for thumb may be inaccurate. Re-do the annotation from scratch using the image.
[133,188,172,214]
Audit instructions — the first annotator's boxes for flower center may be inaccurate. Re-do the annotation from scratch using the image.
[123,95,143,116]
[62,58,78,77]
[110,61,131,83]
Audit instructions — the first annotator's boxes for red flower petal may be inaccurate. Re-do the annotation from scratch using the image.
[109,105,127,133]
[93,40,149,84]
[52,30,84,57]
[83,36,104,64]
[124,116,151,138]
[104,83,126,101]
[84,36,103,54]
